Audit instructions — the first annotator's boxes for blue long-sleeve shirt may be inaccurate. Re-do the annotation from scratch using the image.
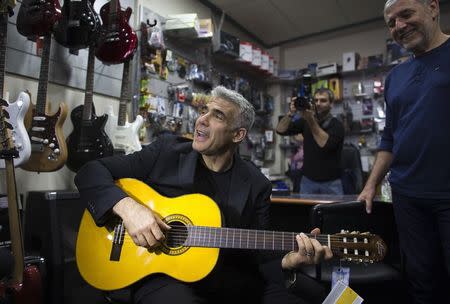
[379,38,450,198]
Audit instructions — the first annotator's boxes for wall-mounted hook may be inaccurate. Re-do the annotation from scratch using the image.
[146,19,157,27]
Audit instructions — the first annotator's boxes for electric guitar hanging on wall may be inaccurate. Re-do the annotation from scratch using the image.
[21,35,68,172]
[0,3,31,169]
[0,101,43,303]
[104,59,143,154]
[16,0,61,38]
[76,178,388,291]
[95,0,137,64]
[66,44,114,172]
[53,0,101,50]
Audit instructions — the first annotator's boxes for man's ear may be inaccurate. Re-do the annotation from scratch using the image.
[233,128,247,143]
[429,0,439,19]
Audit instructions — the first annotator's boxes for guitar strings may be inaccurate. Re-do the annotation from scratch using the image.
[116,226,367,244]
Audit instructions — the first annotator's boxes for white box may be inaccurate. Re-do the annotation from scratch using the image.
[252,47,261,67]
[316,63,338,76]
[165,13,199,37]
[269,56,274,74]
[343,52,359,72]
[261,52,269,71]
[239,41,252,63]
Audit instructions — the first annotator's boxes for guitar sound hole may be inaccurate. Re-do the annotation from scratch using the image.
[166,221,187,248]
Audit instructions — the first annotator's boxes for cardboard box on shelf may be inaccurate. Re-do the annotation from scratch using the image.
[316,62,338,76]
[198,19,213,38]
[342,52,360,72]
[329,78,343,101]
[239,41,252,63]
[164,13,199,38]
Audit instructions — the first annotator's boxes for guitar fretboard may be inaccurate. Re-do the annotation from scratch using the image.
[182,226,330,251]
[118,59,130,126]
[82,44,96,121]
[0,14,7,98]
[36,35,52,115]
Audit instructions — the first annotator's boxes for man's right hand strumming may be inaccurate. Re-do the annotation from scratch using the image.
[113,197,171,249]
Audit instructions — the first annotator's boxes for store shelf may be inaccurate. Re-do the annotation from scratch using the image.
[211,53,273,83]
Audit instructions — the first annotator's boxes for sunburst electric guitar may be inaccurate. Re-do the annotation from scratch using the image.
[0,3,31,169]
[21,35,68,172]
[76,178,387,291]
[104,59,143,154]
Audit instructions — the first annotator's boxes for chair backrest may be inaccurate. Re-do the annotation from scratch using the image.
[310,200,399,264]
[340,143,364,194]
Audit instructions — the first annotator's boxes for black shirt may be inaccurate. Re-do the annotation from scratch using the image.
[277,115,345,181]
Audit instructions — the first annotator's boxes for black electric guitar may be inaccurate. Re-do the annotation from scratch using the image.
[66,44,114,172]
[53,0,101,50]
[0,101,43,303]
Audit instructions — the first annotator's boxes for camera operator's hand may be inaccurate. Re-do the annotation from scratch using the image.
[288,98,297,117]
[300,107,316,124]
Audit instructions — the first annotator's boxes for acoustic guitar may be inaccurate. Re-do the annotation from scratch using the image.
[53,0,101,50]
[16,0,61,38]
[0,2,31,169]
[104,59,143,154]
[21,35,68,172]
[76,178,387,291]
[95,0,137,64]
[0,101,43,303]
[66,44,114,172]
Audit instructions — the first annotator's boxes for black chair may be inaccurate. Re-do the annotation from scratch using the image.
[298,201,408,303]
[340,143,364,194]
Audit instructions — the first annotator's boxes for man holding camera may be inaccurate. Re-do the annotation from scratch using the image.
[276,88,344,194]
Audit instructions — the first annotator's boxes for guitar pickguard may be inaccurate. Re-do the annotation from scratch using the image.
[0,92,31,168]
[21,103,68,172]
[104,105,143,154]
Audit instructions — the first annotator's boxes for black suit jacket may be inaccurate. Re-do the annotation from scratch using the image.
[74,135,285,285]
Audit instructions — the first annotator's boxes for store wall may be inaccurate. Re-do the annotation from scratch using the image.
[2,2,449,198]
[0,0,265,199]
[281,9,450,69]
[269,8,450,177]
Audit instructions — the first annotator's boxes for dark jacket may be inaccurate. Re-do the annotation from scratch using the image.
[74,134,284,287]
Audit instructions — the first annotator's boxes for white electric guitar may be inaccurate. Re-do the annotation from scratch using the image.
[0,10,31,169]
[104,59,143,154]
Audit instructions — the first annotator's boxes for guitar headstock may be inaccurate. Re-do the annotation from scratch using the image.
[330,230,387,263]
[0,98,18,159]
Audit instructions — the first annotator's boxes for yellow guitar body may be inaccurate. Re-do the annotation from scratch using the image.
[76,178,222,291]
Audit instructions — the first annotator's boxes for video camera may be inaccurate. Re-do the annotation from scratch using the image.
[294,72,314,111]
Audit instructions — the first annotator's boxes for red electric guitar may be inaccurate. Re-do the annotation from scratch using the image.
[95,0,137,64]
[16,0,61,38]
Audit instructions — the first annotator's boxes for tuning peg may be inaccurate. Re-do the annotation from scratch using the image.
[0,99,8,107]
[340,229,349,234]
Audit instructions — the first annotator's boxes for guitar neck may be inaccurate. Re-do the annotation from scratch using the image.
[182,226,333,252]
[5,159,25,283]
[108,0,119,31]
[36,35,52,115]
[0,13,7,99]
[118,59,130,126]
[82,44,96,121]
